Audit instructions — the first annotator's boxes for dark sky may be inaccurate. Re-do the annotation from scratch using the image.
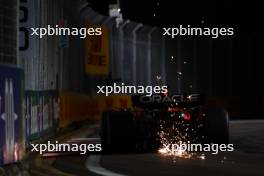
[88,0,262,30]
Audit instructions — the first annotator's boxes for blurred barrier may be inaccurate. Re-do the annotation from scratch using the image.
[24,91,59,141]
[59,92,132,128]
[0,65,24,165]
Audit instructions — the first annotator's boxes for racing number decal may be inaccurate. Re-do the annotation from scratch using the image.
[19,0,29,51]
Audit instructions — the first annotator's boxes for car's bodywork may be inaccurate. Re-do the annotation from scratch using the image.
[100,94,229,153]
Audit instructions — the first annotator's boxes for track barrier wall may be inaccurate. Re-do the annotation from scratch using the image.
[24,90,59,141]
[59,92,132,128]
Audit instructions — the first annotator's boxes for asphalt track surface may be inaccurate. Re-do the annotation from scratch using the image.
[51,120,264,176]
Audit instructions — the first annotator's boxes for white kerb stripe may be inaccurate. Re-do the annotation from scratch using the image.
[86,155,127,176]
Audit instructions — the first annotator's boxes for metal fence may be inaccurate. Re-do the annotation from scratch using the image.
[79,3,166,94]
[19,0,64,91]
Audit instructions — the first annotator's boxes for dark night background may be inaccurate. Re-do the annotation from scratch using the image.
[88,0,264,118]
[88,0,264,92]
[88,0,262,29]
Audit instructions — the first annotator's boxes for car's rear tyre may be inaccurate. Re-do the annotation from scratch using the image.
[205,108,229,144]
[100,111,135,153]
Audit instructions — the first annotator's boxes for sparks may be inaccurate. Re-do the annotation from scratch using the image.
[156,75,162,80]
[199,154,205,160]
[158,148,168,154]
[157,120,205,160]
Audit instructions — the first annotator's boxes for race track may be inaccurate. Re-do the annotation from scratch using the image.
[51,120,264,176]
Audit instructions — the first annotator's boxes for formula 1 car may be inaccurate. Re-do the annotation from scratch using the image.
[100,94,229,153]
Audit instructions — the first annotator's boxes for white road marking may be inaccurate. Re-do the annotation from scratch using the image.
[86,155,127,176]
[230,120,264,124]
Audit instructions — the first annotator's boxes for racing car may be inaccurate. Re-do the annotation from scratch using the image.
[100,93,229,153]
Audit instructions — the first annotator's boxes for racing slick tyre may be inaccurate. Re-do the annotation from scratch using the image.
[205,108,229,144]
[101,111,135,153]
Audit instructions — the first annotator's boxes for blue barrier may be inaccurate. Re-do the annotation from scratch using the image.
[0,64,24,166]
[0,65,59,166]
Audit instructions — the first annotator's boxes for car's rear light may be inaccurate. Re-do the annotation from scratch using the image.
[180,112,191,120]
[163,91,168,97]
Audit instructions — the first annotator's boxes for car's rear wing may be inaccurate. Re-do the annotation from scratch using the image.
[132,94,206,109]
